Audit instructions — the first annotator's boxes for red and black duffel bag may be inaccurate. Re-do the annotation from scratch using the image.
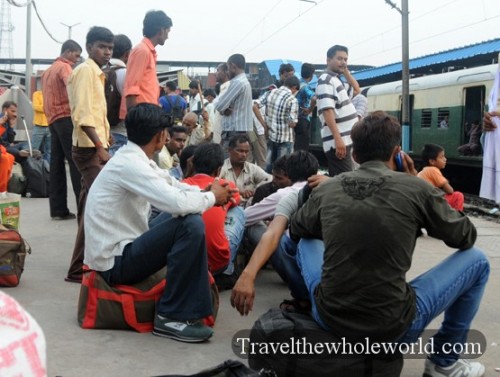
[78,267,219,332]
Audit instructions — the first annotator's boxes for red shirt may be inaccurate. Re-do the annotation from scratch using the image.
[182,174,240,272]
[41,57,73,124]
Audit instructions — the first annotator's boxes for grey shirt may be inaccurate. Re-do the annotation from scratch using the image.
[215,72,253,132]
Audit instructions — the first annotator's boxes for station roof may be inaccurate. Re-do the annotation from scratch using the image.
[353,38,500,86]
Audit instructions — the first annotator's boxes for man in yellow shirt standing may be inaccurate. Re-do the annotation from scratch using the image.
[65,26,113,283]
[31,90,50,162]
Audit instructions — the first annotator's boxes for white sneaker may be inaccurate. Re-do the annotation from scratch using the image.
[423,358,485,377]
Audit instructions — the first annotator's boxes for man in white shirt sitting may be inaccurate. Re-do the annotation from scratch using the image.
[84,103,235,343]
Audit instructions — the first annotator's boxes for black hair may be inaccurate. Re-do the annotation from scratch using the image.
[327,45,348,59]
[272,154,288,174]
[189,80,201,90]
[284,76,300,90]
[228,134,250,149]
[165,81,177,92]
[125,103,172,146]
[286,150,319,183]
[86,26,114,46]
[228,54,245,70]
[61,39,82,54]
[301,63,315,79]
[143,10,173,38]
[279,63,295,75]
[2,101,17,110]
[179,144,198,174]
[168,125,188,136]
[421,144,444,166]
[192,143,224,175]
[351,111,401,164]
[203,89,216,98]
[112,34,132,59]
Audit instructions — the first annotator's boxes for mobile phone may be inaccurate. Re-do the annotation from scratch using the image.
[395,152,404,172]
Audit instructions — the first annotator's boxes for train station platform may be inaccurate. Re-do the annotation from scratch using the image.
[3,192,500,377]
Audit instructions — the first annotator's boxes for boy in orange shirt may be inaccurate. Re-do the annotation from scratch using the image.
[418,144,464,211]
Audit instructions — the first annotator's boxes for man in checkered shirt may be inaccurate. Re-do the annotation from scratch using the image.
[261,75,300,172]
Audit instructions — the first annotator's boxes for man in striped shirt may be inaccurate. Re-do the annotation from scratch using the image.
[261,76,300,172]
[215,54,253,157]
[316,45,358,176]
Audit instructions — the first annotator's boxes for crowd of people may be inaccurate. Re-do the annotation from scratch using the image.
[0,8,496,377]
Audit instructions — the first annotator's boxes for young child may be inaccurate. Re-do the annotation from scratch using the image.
[418,143,464,211]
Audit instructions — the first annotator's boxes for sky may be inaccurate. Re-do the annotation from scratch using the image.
[4,0,500,71]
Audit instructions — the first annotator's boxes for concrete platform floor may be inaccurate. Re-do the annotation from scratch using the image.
[3,195,500,377]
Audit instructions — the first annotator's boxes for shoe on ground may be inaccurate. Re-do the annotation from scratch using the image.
[64,275,82,284]
[214,270,239,291]
[152,314,213,343]
[423,358,485,377]
[51,212,76,220]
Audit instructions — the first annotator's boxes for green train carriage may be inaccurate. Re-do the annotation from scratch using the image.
[365,64,496,162]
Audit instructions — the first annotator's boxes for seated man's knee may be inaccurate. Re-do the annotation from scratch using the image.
[181,214,205,237]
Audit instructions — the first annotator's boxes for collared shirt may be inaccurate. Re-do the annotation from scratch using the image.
[41,57,73,124]
[212,81,230,144]
[261,86,298,143]
[186,124,206,146]
[215,72,253,132]
[120,38,159,120]
[297,79,316,120]
[84,142,215,271]
[157,145,175,170]
[316,70,358,152]
[245,181,306,226]
[219,158,271,205]
[67,58,110,148]
[290,160,476,341]
[32,91,48,126]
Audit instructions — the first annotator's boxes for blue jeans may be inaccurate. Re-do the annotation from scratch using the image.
[221,206,246,275]
[32,125,51,162]
[169,166,182,180]
[274,236,490,367]
[266,140,293,173]
[109,133,128,157]
[101,213,213,320]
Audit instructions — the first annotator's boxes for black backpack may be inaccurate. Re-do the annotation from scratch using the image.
[164,95,184,123]
[246,309,403,377]
[103,66,124,127]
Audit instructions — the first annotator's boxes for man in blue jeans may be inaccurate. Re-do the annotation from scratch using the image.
[232,111,489,377]
[84,103,235,343]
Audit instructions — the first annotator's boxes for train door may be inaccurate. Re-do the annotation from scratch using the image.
[462,86,485,143]
[398,94,414,151]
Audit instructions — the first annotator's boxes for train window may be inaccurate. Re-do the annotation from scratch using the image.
[421,109,432,128]
[437,108,450,129]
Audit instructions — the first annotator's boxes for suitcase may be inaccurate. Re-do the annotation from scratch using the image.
[21,118,49,198]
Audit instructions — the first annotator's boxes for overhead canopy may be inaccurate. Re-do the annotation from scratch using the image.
[353,38,500,86]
